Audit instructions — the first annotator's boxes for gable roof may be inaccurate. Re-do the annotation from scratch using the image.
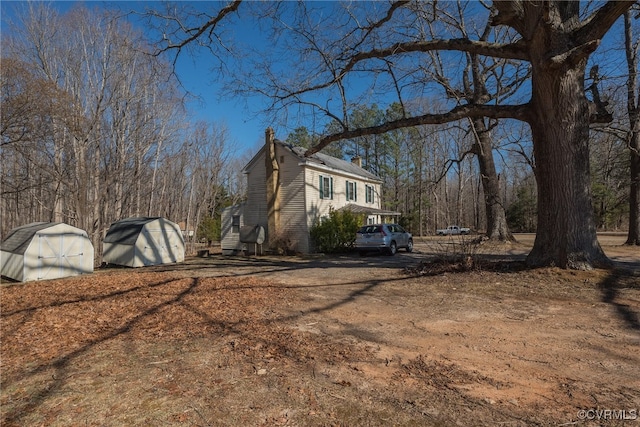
[103,217,160,245]
[288,144,381,181]
[1,222,60,255]
[244,139,382,182]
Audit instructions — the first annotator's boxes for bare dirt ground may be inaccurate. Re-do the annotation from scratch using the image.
[1,234,639,426]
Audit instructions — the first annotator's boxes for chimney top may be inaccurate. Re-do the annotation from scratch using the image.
[351,156,362,168]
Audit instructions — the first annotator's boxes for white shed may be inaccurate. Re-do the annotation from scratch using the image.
[102,217,185,267]
[1,222,94,282]
[221,203,245,255]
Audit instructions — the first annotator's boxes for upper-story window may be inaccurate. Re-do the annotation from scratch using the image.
[346,180,357,201]
[232,215,240,233]
[365,184,375,204]
[319,175,333,200]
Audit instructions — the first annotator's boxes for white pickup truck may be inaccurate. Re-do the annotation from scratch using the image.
[436,225,471,235]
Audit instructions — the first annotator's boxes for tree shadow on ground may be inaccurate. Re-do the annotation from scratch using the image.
[598,267,640,333]
[1,277,201,426]
[1,266,403,426]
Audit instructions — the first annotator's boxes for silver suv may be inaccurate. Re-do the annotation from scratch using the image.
[355,224,413,256]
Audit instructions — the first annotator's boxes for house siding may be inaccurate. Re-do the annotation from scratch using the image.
[276,145,308,253]
[242,144,311,253]
[305,167,336,227]
[245,151,268,230]
[304,166,382,250]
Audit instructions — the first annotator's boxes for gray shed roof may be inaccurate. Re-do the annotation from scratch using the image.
[103,217,161,245]
[1,222,60,255]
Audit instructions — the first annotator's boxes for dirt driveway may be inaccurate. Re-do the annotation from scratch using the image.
[2,234,639,426]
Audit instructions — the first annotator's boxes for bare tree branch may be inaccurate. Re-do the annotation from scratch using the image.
[153,0,242,56]
[341,38,530,78]
[576,0,636,45]
[305,102,530,156]
[349,0,411,54]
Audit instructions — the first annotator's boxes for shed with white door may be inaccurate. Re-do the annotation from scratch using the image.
[1,222,94,282]
[102,217,185,267]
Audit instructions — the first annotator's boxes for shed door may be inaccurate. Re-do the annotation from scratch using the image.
[143,228,179,265]
[38,233,85,280]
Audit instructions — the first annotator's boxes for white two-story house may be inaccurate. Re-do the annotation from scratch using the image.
[221,128,400,254]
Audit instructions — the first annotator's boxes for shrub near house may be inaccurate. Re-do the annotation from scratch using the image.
[310,209,364,253]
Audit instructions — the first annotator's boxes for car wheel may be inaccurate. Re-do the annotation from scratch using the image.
[387,241,397,256]
[406,239,413,253]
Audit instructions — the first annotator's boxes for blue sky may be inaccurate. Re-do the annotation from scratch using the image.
[0,0,274,157]
[158,3,273,156]
[173,39,268,156]
[1,1,416,158]
[2,1,635,159]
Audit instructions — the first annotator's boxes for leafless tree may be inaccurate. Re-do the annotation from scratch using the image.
[180,122,234,252]
[1,3,187,260]
[418,2,526,241]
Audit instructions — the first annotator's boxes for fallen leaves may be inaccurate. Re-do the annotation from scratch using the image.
[1,272,289,378]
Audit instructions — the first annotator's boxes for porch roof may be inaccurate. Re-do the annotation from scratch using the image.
[338,203,401,217]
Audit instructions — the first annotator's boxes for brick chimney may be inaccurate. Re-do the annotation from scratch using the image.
[265,128,280,246]
[351,156,362,168]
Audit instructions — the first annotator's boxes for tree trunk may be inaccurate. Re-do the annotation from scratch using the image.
[52,119,64,223]
[185,173,196,254]
[527,57,610,269]
[627,129,640,245]
[456,162,463,226]
[624,10,640,246]
[92,139,102,264]
[472,118,515,241]
[148,140,163,216]
[417,150,424,236]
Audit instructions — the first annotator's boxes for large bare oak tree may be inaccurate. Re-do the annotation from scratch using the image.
[297,1,634,269]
